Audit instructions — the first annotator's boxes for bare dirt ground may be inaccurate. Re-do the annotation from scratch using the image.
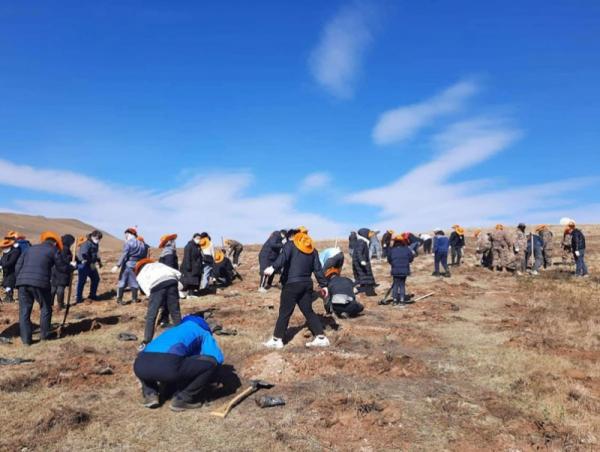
[1,227,599,451]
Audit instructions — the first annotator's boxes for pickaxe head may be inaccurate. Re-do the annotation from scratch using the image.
[250,380,274,390]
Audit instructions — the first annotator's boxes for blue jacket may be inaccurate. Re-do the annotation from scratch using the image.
[144,318,224,364]
[387,245,414,277]
[526,234,543,254]
[433,236,449,254]
[117,238,148,268]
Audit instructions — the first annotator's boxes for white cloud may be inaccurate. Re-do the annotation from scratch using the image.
[300,172,332,192]
[372,79,479,145]
[0,159,346,244]
[309,1,378,98]
[347,118,599,232]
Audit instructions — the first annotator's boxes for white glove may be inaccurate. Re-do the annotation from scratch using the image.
[514,248,519,252]
[264,266,275,276]
[111,266,119,273]
[360,261,367,267]
[575,250,580,257]
[70,261,78,268]
[282,238,287,245]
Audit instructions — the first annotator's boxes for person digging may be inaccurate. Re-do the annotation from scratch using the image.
[133,315,224,411]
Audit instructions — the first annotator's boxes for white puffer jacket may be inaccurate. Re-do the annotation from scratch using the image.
[136,262,181,295]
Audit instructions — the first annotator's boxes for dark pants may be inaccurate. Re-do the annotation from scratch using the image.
[134,352,218,402]
[51,285,67,309]
[423,239,432,254]
[274,281,324,339]
[144,284,182,342]
[574,250,588,276]
[18,286,53,344]
[526,248,543,272]
[392,276,407,301]
[76,264,99,303]
[229,247,243,265]
[332,301,364,317]
[434,252,449,274]
[451,246,463,265]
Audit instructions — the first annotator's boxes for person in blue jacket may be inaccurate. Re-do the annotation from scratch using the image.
[133,315,224,411]
[385,233,415,306]
[432,229,451,277]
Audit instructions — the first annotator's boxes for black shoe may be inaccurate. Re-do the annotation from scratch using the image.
[131,289,139,303]
[443,272,451,278]
[391,299,401,306]
[378,299,392,305]
[432,272,440,276]
[143,393,160,409]
[170,397,204,412]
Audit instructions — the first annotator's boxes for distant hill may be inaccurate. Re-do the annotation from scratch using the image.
[0,212,122,251]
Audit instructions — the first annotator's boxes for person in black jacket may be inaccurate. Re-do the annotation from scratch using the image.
[76,230,103,304]
[321,248,364,318]
[263,231,329,348]
[158,233,178,270]
[15,231,70,345]
[181,233,203,295]
[213,250,241,288]
[381,230,393,259]
[352,228,377,296]
[348,231,357,258]
[385,234,415,306]
[258,230,285,292]
[568,221,588,277]
[1,238,21,302]
[50,234,76,311]
[449,226,466,266]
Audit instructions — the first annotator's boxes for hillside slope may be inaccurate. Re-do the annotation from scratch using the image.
[0,212,122,251]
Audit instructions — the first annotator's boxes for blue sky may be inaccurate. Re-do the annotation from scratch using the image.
[1,1,599,243]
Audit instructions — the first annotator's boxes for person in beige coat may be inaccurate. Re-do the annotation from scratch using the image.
[491,224,513,271]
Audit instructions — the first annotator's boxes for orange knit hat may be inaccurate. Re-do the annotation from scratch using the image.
[293,232,314,254]
[159,233,177,248]
[134,258,155,275]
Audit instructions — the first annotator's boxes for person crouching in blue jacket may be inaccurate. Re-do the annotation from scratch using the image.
[385,233,415,307]
[432,229,451,277]
[133,315,224,411]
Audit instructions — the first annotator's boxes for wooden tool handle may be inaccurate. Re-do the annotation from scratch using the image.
[210,386,255,418]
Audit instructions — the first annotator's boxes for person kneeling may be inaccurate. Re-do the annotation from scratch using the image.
[213,250,242,288]
[133,315,224,411]
[320,247,364,318]
[134,258,183,345]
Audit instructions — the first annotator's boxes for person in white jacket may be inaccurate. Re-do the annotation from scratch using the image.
[134,258,183,345]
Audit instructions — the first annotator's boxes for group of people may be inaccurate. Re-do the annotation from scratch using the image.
[0,219,591,411]
[474,221,588,277]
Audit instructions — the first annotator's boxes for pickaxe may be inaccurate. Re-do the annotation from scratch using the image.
[210,379,274,418]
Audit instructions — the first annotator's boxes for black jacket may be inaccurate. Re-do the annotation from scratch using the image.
[258,231,284,271]
[272,242,327,287]
[214,258,235,285]
[381,231,392,249]
[348,232,358,251]
[159,252,179,270]
[328,275,355,300]
[449,232,465,248]
[1,246,21,288]
[15,241,71,290]
[352,228,375,285]
[181,240,203,286]
[51,235,75,287]
[387,245,414,277]
[571,229,586,251]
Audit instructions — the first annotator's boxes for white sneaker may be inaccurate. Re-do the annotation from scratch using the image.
[306,335,330,348]
[258,287,267,293]
[263,337,284,349]
[531,270,538,276]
